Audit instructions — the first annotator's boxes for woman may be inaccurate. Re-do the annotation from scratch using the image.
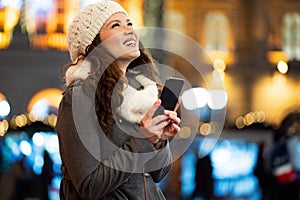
[55,1,181,199]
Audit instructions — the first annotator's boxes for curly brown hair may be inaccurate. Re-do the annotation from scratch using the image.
[63,34,162,134]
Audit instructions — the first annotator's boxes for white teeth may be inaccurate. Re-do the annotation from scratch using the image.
[124,40,135,46]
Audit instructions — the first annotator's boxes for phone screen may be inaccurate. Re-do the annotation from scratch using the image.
[154,77,185,116]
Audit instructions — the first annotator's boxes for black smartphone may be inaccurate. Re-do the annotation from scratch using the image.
[154,77,185,116]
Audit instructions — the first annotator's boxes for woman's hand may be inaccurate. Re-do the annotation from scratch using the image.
[140,98,181,145]
[160,109,181,141]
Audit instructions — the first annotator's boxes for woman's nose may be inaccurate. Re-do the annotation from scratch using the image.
[124,25,133,35]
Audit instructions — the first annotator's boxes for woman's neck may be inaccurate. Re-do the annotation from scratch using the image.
[117,60,130,75]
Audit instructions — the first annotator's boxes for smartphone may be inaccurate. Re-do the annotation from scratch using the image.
[154,77,185,116]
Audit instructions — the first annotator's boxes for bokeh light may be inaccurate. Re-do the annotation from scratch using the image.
[20,140,32,156]
[207,89,228,110]
[0,92,11,119]
[277,60,289,74]
[32,132,45,147]
[0,99,10,118]
[182,87,209,110]
[213,59,226,71]
[28,88,62,120]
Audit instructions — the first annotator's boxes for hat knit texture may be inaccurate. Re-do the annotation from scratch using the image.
[67,1,128,63]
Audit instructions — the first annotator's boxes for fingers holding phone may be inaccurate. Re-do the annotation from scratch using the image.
[140,77,184,144]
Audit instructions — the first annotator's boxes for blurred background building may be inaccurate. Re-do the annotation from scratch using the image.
[0,0,300,199]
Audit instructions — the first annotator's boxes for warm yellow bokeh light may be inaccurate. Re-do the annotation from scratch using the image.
[199,123,212,136]
[277,61,288,74]
[213,59,226,71]
[178,126,192,139]
[48,114,57,127]
[267,51,288,64]
[47,33,68,50]
[0,120,9,136]
[254,111,265,123]
[0,92,6,100]
[244,112,255,126]
[235,116,245,129]
[27,88,62,112]
[15,114,27,127]
[0,6,20,49]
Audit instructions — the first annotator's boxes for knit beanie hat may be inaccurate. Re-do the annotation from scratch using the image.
[67,1,128,63]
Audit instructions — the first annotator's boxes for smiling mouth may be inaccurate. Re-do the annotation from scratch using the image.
[123,39,136,47]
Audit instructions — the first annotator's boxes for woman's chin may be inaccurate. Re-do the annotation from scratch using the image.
[122,50,141,61]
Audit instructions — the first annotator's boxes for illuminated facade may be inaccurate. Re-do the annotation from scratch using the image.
[163,0,300,126]
[0,0,144,50]
[22,0,79,50]
[0,1,22,48]
[0,0,300,126]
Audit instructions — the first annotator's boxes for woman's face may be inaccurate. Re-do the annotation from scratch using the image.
[100,12,140,66]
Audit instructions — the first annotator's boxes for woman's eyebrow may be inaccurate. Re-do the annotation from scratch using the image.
[105,19,121,27]
[106,18,131,27]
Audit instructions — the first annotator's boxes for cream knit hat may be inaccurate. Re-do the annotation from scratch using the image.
[67,1,128,63]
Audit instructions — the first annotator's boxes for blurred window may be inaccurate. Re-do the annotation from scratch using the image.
[283,12,300,60]
[204,12,229,51]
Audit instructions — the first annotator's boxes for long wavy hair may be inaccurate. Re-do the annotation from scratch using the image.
[63,34,162,134]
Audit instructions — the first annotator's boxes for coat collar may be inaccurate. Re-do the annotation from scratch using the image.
[65,60,159,124]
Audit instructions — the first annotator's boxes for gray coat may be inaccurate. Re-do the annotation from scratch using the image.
[55,80,172,200]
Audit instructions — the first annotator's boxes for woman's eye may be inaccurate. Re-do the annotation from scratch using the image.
[112,23,120,28]
[127,22,133,26]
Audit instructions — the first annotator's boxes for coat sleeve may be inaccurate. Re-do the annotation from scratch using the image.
[144,140,173,183]
[55,85,159,199]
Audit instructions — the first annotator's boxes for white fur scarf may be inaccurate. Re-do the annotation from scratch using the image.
[65,59,91,86]
[116,74,159,124]
[65,60,159,124]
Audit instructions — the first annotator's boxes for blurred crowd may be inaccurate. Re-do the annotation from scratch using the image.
[254,112,300,200]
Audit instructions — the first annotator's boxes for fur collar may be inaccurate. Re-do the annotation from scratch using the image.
[65,61,158,124]
[116,74,158,124]
[65,60,91,86]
